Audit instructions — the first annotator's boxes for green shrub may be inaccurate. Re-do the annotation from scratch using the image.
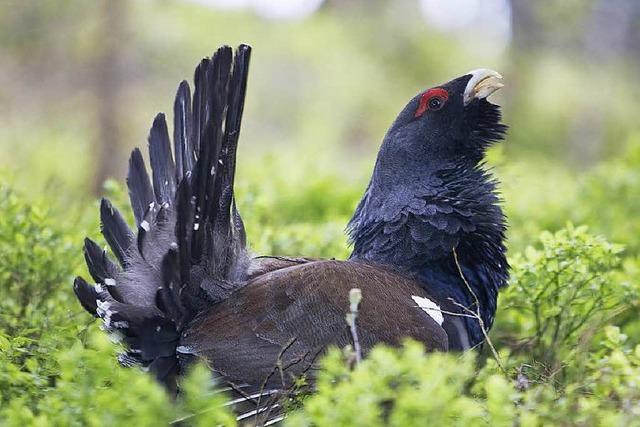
[286,330,640,427]
[286,343,488,427]
[494,225,636,372]
[249,221,350,259]
[0,185,80,407]
[177,363,238,427]
[509,326,640,426]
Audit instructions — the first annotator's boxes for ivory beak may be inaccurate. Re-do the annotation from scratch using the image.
[463,69,503,106]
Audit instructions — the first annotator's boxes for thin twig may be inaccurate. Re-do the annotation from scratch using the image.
[452,248,480,312]
[258,347,324,426]
[452,248,505,373]
[256,337,298,413]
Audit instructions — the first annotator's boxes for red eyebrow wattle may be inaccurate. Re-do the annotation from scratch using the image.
[415,88,449,117]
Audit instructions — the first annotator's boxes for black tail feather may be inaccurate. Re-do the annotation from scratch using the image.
[157,247,188,329]
[100,198,134,266]
[173,80,193,180]
[75,44,253,388]
[127,148,155,227]
[191,57,209,157]
[83,237,119,284]
[175,179,194,289]
[223,44,251,193]
[73,276,100,316]
[191,47,232,260]
[83,238,123,302]
[149,113,176,205]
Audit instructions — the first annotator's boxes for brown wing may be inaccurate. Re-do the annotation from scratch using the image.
[180,260,448,389]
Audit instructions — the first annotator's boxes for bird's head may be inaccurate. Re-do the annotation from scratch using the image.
[376,69,506,177]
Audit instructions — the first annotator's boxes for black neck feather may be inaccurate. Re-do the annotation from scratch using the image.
[347,161,509,346]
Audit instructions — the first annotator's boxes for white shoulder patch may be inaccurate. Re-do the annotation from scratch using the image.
[411,295,444,326]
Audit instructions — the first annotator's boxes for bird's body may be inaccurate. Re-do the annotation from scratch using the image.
[181,260,447,390]
[73,44,509,413]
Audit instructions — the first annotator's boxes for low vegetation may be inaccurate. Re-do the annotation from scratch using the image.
[1,139,639,425]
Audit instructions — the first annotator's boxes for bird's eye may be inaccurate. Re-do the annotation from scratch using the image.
[414,88,449,118]
[428,97,444,110]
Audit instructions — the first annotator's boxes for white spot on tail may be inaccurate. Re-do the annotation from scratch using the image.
[104,278,116,287]
[140,220,150,231]
[113,320,129,329]
[411,295,444,326]
[105,328,123,344]
[96,300,116,329]
[176,345,194,354]
[96,300,110,317]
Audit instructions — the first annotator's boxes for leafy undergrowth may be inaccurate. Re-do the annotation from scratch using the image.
[287,225,640,427]
[287,330,640,427]
[2,142,640,426]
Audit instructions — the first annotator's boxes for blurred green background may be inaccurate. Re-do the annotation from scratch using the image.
[1,0,639,257]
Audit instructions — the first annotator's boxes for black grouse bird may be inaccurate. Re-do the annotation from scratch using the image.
[74,44,508,401]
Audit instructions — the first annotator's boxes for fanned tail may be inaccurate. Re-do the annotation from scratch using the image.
[73,44,252,388]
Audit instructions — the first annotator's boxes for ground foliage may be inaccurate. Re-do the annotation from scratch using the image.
[1,143,640,425]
